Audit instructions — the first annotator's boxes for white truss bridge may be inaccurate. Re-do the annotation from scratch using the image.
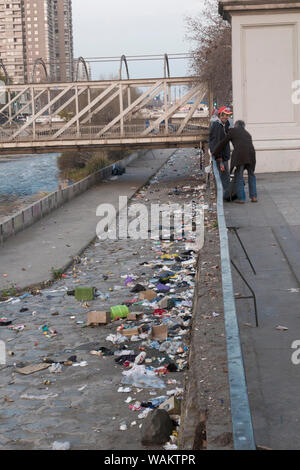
[0,76,211,155]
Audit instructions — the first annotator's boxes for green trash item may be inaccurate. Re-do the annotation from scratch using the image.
[110,305,130,320]
[75,287,95,301]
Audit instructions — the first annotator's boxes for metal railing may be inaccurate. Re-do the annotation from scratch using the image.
[0,121,209,143]
[212,158,256,450]
[0,77,211,151]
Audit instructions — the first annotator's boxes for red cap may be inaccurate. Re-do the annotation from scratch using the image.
[218,106,232,115]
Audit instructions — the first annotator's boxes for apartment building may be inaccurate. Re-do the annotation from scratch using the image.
[0,2,25,83]
[0,0,74,84]
[53,0,74,82]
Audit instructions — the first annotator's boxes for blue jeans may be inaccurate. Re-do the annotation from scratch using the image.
[234,165,257,201]
[216,159,231,199]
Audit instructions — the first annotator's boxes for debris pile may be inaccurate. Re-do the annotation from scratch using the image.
[0,149,209,449]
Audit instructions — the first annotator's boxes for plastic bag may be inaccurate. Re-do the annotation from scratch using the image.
[52,441,71,450]
[122,365,166,389]
[159,340,182,355]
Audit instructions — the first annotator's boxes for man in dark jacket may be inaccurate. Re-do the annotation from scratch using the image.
[213,120,257,203]
[209,106,232,199]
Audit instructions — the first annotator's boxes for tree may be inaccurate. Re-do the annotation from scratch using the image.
[58,109,75,122]
[185,0,232,106]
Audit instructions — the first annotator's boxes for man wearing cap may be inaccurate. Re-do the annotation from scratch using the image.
[213,120,257,203]
[209,106,232,200]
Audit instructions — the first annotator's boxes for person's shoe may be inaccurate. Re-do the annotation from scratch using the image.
[234,199,245,204]
[251,197,258,203]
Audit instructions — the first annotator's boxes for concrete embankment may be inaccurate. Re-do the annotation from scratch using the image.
[179,178,234,450]
[0,150,145,244]
[0,149,175,291]
[0,148,203,451]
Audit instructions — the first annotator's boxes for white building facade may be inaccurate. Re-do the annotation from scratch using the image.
[219,0,300,172]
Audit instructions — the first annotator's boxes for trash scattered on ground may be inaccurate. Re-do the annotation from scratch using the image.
[276,325,289,331]
[21,393,59,400]
[87,311,111,325]
[0,318,12,326]
[0,149,207,450]
[4,395,14,403]
[16,363,51,375]
[118,387,132,393]
[150,325,168,341]
[139,290,157,301]
[72,361,88,367]
[122,365,166,389]
[40,324,57,338]
[112,165,125,176]
[164,443,178,450]
[111,305,130,320]
[52,441,71,450]
[141,409,173,445]
[127,312,144,321]
[75,287,95,301]
[135,352,146,364]
[49,363,63,373]
[119,325,144,338]
[158,396,181,415]
[9,324,25,332]
[106,334,128,344]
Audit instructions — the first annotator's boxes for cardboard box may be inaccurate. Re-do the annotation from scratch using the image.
[121,324,144,337]
[127,312,144,321]
[87,311,111,326]
[139,290,157,301]
[150,324,168,341]
[16,363,51,375]
[159,396,181,415]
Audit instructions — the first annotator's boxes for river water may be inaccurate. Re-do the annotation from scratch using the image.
[0,153,61,220]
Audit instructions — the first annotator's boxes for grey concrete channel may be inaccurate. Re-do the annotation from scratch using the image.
[0,148,207,450]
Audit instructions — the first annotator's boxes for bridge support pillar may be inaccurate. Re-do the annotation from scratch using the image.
[219,0,300,172]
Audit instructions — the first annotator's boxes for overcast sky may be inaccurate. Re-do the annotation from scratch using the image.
[72,0,203,79]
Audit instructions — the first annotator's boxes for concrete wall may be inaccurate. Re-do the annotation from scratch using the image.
[0,150,144,245]
[231,9,300,172]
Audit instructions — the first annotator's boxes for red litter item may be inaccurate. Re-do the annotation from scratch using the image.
[125,298,138,304]
[0,318,12,326]
[155,366,169,376]
[153,309,167,316]
[129,403,142,411]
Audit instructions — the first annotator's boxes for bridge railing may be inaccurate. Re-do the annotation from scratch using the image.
[0,121,209,143]
[0,77,212,148]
